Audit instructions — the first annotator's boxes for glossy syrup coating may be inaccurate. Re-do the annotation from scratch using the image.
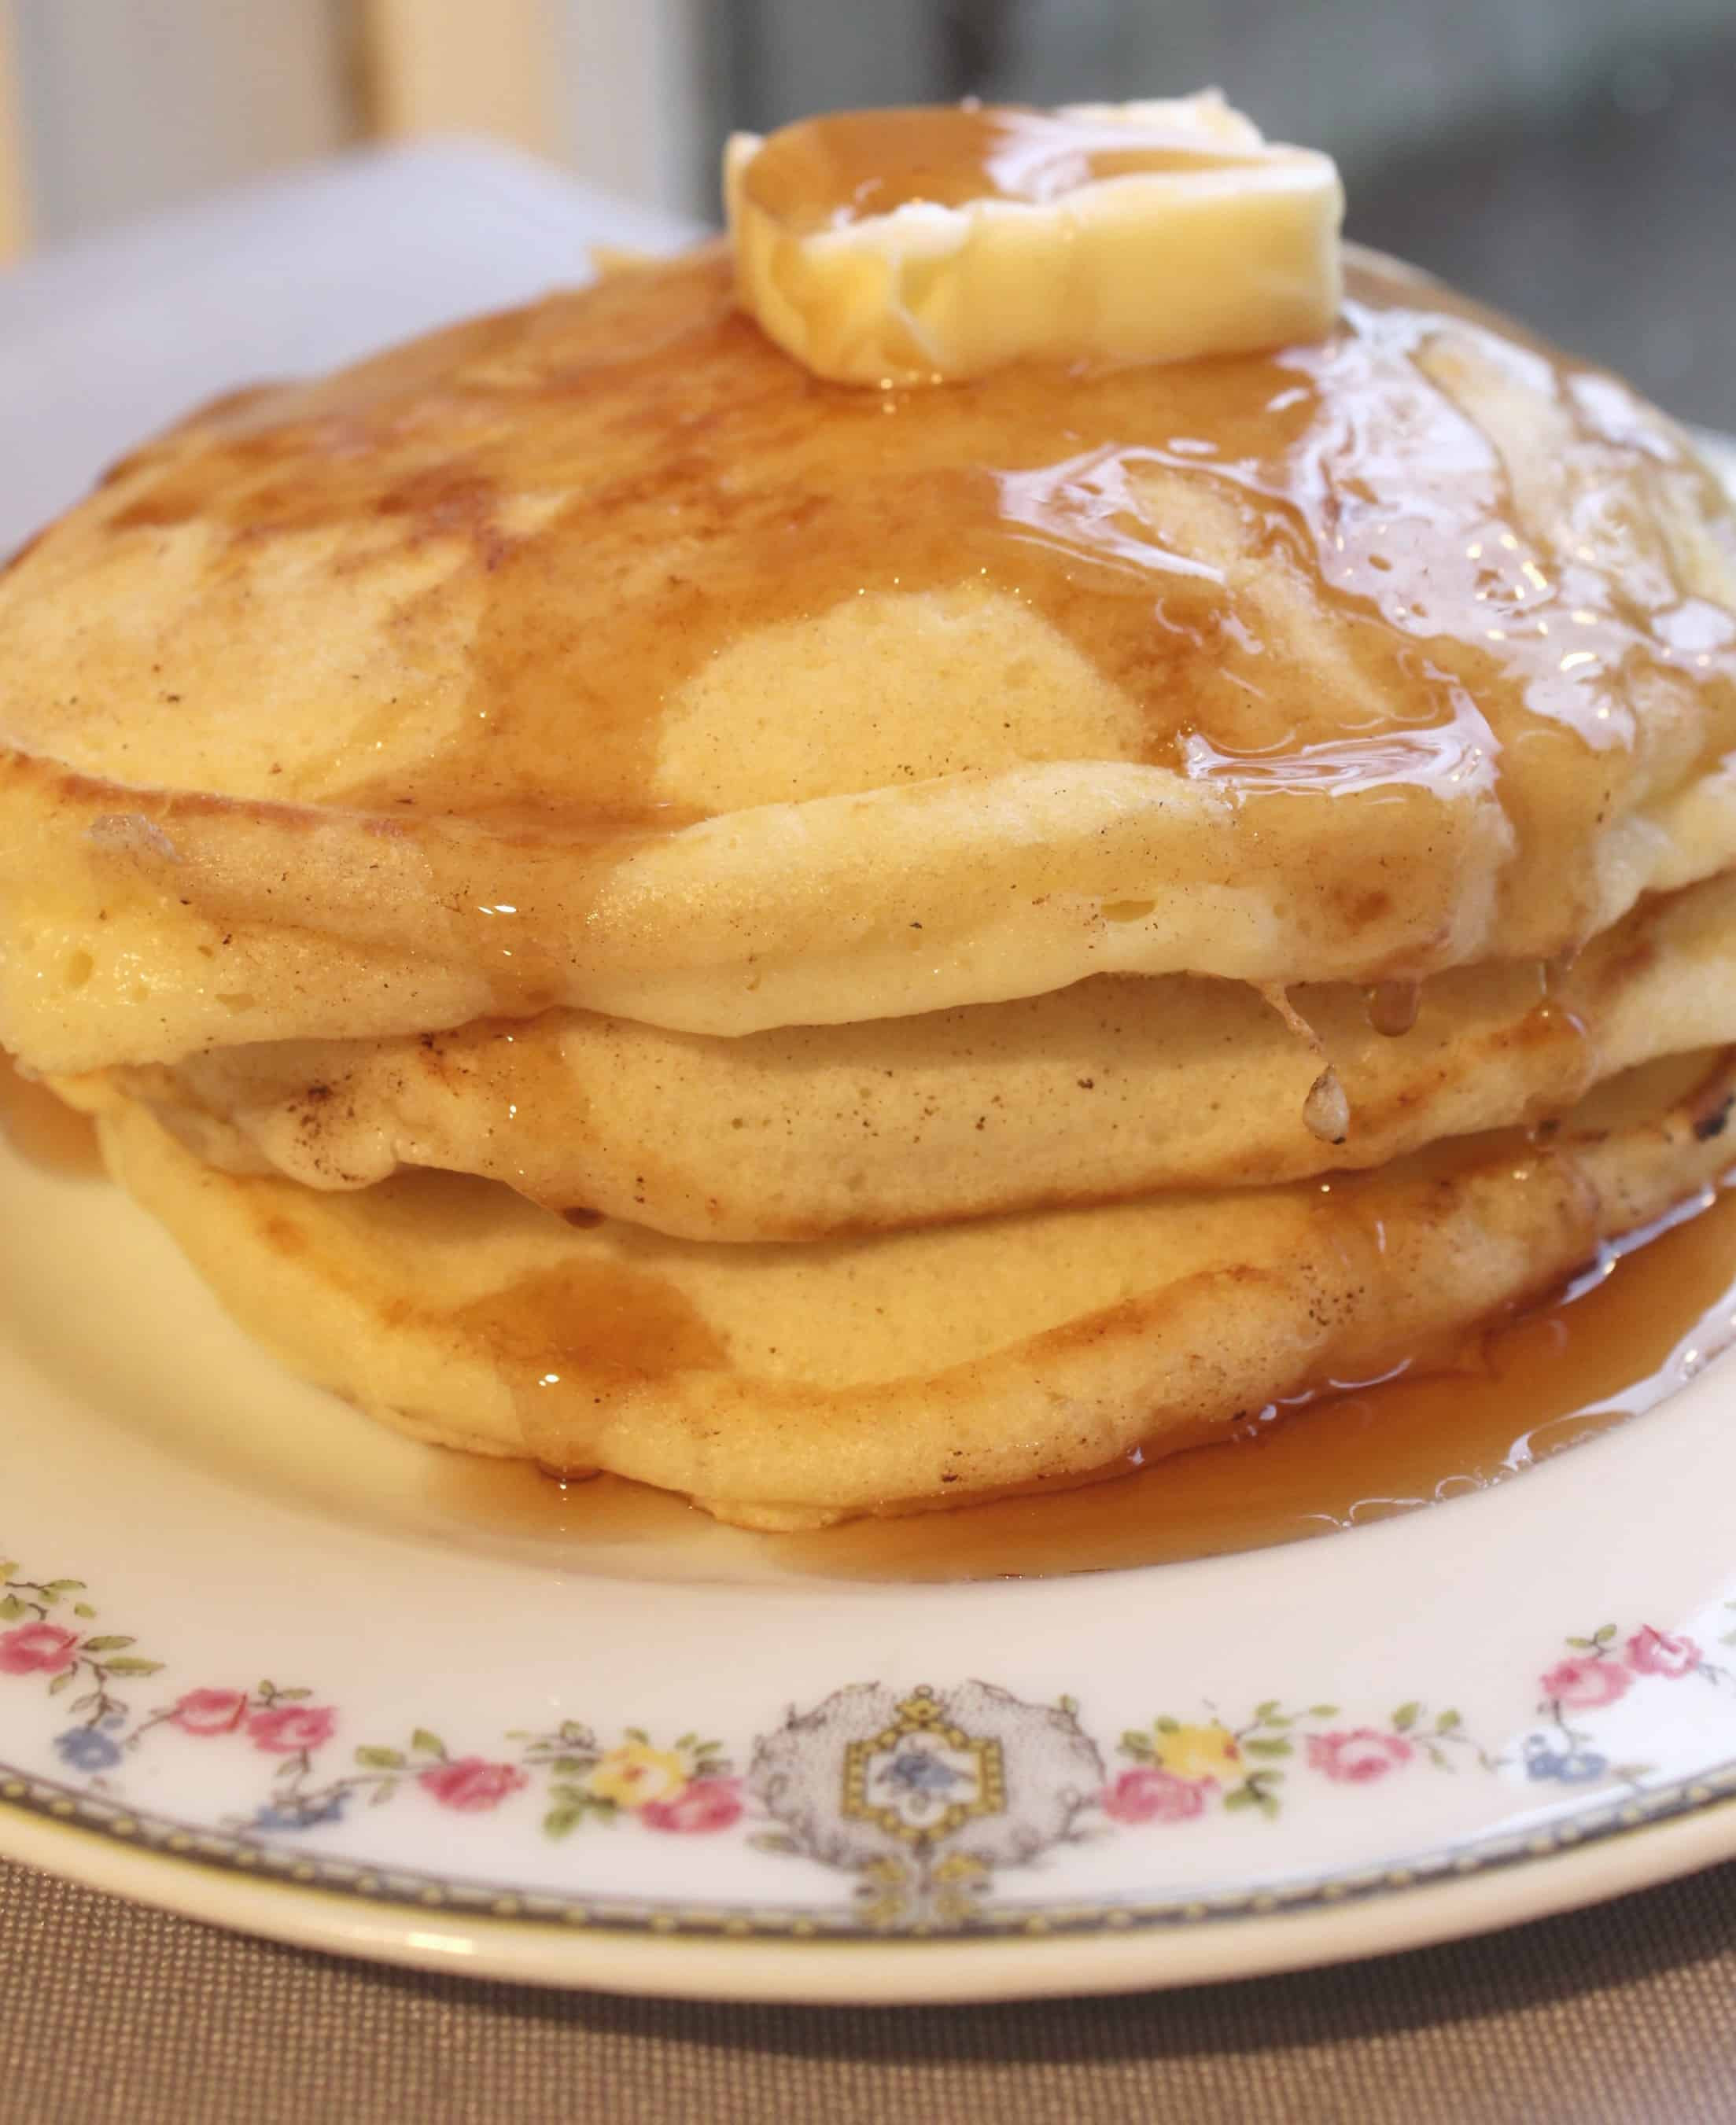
[1,242,1733,1068]
[35,248,1731,834]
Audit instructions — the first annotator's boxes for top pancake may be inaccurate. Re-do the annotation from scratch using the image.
[2,245,1735,1070]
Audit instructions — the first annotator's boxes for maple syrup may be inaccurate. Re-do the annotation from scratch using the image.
[430,1177,1736,1581]
[1366,980,1423,1038]
[90,241,1736,1012]
[0,1051,101,1177]
[455,1258,724,1481]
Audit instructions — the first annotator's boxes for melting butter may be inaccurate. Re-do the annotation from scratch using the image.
[726,94,1343,385]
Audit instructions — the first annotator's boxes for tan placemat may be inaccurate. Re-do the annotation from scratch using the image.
[3,1854,1734,2123]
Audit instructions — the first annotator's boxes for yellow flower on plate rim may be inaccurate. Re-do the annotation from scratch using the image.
[586,1742,688,1810]
[1152,1722,1240,1784]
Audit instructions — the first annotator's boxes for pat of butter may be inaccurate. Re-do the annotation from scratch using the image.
[726,94,1344,385]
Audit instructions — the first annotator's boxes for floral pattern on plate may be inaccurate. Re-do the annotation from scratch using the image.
[9,1549,1736,1928]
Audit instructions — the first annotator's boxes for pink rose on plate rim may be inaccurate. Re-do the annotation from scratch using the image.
[1539,1655,1631,1710]
[639,1777,746,1835]
[171,1687,249,1736]
[1625,1627,1701,1680]
[246,1703,337,1755]
[1305,1730,1414,1784]
[417,1758,529,1813]
[1100,1767,1209,1825]
[0,1622,79,1675]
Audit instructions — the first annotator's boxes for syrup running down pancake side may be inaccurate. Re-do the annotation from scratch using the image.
[0,1051,100,1177]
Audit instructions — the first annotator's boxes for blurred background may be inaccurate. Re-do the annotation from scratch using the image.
[0,0,1730,425]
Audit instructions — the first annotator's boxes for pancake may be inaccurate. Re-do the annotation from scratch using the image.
[7,95,1736,1543]
[91,1051,1736,1529]
[78,871,1736,1239]
[3,245,1735,1075]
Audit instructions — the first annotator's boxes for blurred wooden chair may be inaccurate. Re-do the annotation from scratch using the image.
[0,0,552,264]
[360,0,700,215]
[360,0,556,160]
[0,0,28,260]
[0,1,696,266]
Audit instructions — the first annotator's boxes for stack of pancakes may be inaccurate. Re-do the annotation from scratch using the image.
[3,242,1734,1528]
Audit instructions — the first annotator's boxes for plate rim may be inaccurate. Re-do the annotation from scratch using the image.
[8,1758,1736,2001]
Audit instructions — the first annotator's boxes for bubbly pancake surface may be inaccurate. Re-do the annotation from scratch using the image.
[2,246,1735,1069]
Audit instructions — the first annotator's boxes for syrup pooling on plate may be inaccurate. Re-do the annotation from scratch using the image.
[63,245,1736,1004]
[431,1173,1736,1581]
[737,103,1271,232]
[418,1052,1736,1540]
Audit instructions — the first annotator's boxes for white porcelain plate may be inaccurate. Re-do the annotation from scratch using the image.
[6,149,1736,2004]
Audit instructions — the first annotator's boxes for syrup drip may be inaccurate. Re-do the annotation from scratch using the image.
[433,1174,1736,1581]
[1367,980,1422,1037]
[0,1052,101,1177]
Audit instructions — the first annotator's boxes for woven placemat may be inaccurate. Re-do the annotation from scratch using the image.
[4,1854,1734,2123]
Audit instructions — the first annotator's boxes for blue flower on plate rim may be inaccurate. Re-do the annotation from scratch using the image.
[1523,1733,1608,1784]
[883,1749,964,1796]
[53,1727,122,1773]
[253,1795,350,1832]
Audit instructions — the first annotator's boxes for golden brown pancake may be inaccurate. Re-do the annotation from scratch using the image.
[2,247,1734,1074]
